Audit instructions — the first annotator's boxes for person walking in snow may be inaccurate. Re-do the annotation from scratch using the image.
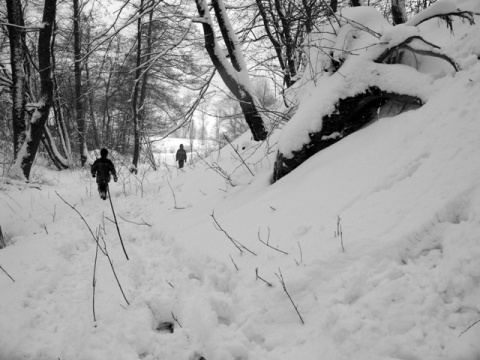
[176,144,187,169]
[91,148,117,200]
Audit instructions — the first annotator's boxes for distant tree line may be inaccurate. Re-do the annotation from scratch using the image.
[0,0,437,180]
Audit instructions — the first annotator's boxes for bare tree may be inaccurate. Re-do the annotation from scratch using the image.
[194,0,267,142]
[8,0,57,180]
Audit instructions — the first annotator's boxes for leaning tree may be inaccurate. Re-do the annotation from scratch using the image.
[273,1,476,182]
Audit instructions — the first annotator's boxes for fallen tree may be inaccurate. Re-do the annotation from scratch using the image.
[272,2,477,182]
[274,87,423,181]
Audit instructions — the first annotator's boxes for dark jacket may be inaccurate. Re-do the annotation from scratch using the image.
[91,157,116,184]
[176,148,187,162]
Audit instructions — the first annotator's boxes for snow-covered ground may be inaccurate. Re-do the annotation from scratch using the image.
[2,2,480,359]
[148,137,218,166]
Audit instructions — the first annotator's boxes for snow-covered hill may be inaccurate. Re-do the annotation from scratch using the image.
[1,2,480,359]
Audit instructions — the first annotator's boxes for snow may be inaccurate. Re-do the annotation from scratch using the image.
[2,2,480,360]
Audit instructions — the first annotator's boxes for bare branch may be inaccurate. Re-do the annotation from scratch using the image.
[276,268,304,324]
[255,268,273,287]
[257,227,289,255]
[211,210,257,256]
[107,186,129,260]
[224,134,254,176]
[118,214,151,227]
[406,8,476,29]
[0,265,15,283]
[229,255,239,270]
[459,319,480,338]
[375,36,459,71]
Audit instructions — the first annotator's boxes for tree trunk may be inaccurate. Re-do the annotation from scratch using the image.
[85,22,101,150]
[51,21,73,167]
[41,127,69,170]
[6,0,27,158]
[195,0,267,142]
[73,0,87,165]
[131,0,144,172]
[329,0,338,13]
[391,0,407,25]
[10,0,57,180]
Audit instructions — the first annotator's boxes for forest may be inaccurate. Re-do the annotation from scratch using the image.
[1,0,447,181]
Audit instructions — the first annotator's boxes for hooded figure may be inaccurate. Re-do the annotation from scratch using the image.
[176,144,187,169]
[91,148,117,200]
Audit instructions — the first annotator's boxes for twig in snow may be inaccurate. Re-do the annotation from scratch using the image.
[255,268,273,287]
[166,280,175,288]
[166,178,185,209]
[275,268,304,324]
[99,232,130,306]
[211,210,257,256]
[223,134,254,176]
[118,214,152,227]
[459,319,480,338]
[0,265,15,282]
[294,242,303,265]
[56,192,129,308]
[196,151,235,187]
[56,191,101,250]
[335,215,345,252]
[257,227,288,255]
[92,227,100,323]
[171,311,182,328]
[107,185,129,260]
[229,255,239,270]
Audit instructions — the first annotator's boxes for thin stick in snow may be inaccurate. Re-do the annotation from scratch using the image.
[0,265,15,282]
[211,210,257,256]
[100,234,130,306]
[257,227,288,255]
[459,319,480,338]
[56,192,129,307]
[92,227,100,323]
[294,241,303,265]
[118,214,151,227]
[276,268,304,324]
[255,268,273,287]
[166,178,185,209]
[229,255,239,270]
[223,134,254,176]
[171,311,182,328]
[107,185,129,260]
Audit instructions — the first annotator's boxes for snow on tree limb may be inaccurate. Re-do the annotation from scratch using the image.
[374,35,459,71]
[405,0,476,30]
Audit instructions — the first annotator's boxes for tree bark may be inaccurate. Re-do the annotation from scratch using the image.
[6,0,27,158]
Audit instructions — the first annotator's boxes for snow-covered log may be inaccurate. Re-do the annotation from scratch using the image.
[273,87,422,181]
